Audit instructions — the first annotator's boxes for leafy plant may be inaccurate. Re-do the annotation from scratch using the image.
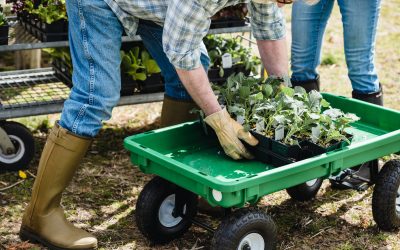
[0,5,7,26]
[120,47,161,81]
[6,0,26,15]
[213,73,360,147]
[204,35,261,77]
[26,0,67,24]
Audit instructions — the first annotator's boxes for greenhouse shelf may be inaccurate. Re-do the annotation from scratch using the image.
[0,21,251,52]
[0,68,164,120]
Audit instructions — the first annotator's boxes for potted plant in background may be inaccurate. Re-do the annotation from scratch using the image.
[204,35,261,83]
[120,46,163,94]
[211,3,248,29]
[0,4,9,45]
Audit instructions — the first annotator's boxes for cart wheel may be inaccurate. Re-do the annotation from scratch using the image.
[211,208,277,250]
[286,178,323,201]
[372,160,400,231]
[135,176,198,244]
[0,122,35,171]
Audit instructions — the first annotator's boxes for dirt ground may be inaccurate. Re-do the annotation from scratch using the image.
[1,0,399,249]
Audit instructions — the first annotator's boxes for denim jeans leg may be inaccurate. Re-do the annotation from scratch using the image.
[291,0,334,82]
[60,0,123,137]
[137,20,210,101]
[338,0,381,94]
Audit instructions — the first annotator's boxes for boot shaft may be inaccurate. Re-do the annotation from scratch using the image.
[24,124,92,227]
[160,95,199,128]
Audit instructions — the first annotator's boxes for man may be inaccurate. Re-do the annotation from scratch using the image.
[20,0,291,249]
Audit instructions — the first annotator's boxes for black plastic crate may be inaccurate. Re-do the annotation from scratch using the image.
[210,18,247,29]
[0,25,9,45]
[208,64,251,84]
[138,73,164,93]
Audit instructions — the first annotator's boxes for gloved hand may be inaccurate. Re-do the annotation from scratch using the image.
[204,108,259,160]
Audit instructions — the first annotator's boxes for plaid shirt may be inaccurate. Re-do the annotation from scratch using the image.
[104,0,285,70]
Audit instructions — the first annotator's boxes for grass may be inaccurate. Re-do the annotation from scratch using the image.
[1,0,399,249]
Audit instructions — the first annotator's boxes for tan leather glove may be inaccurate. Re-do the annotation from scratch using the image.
[204,108,259,160]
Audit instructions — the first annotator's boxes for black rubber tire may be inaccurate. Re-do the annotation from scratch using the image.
[211,208,277,250]
[135,176,198,244]
[0,121,35,171]
[372,160,400,231]
[286,178,323,201]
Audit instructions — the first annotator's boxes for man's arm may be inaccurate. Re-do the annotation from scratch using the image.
[249,1,289,79]
[162,0,258,159]
[257,38,289,77]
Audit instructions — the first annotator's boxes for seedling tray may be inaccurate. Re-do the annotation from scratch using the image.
[124,93,400,208]
[208,64,251,84]
[210,18,247,29]
[0,25,9,45]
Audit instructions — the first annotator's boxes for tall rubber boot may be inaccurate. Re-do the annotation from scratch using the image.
[331,85,384,190]
[160,95,199,128]
[291,75,320,92]
[20,124,97,250]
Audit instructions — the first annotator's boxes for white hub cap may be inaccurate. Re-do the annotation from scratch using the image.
[238,233,265,250]
[0,135,25,164]
[306,179,318,186]
[396,186,400,213]
[158,194,185,227]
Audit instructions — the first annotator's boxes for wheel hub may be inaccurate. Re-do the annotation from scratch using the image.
[306,178,318,186]
[158,194,186,228]
[396,186,400,213]
[238,233,265,250]
[0,135,25,164]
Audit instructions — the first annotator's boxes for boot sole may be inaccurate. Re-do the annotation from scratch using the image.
[20,226,97,250]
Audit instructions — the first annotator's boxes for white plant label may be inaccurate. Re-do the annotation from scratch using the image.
[222,53,233,68]
[275,126,284,141]
[236,115,245,125]
[311,125,321,143]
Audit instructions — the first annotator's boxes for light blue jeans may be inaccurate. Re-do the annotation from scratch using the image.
[60,0,209,137]
[291,0,381,94]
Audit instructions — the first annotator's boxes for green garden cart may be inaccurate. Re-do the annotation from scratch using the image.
[124,93,400,250]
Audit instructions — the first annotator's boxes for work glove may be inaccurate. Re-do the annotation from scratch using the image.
[204,108,259,160]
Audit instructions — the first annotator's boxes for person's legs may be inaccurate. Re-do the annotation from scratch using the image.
[329,0,383,191]
[338,0,382,100]
[137,20,210,126]
[20,0,123,248]
[290,0,334,91]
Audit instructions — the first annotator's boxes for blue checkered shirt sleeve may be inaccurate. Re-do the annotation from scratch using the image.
[162,0,211,70]
[248,1,286,40]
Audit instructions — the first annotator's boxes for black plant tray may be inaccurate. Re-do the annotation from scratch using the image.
[138,73,164,93]
[19,16,68,42]
[32,26,68,42]
[120,73,139,96]
[52,58,73,87]
[301,133,354,157]
[0,25,9,45]
[210,18,247,29]
[208,64,251,84]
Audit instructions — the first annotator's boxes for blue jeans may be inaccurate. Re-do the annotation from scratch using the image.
[60,0,209,137]
[137,20,210,100]
[291,0,381,94]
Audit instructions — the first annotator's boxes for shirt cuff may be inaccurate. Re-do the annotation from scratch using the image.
[164,46,203,70]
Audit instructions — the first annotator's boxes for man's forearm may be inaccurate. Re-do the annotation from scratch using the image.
[176,67,221,116]
[257,38,289,77]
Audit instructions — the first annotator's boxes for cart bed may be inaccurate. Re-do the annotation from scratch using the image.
[124,93,400,207]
